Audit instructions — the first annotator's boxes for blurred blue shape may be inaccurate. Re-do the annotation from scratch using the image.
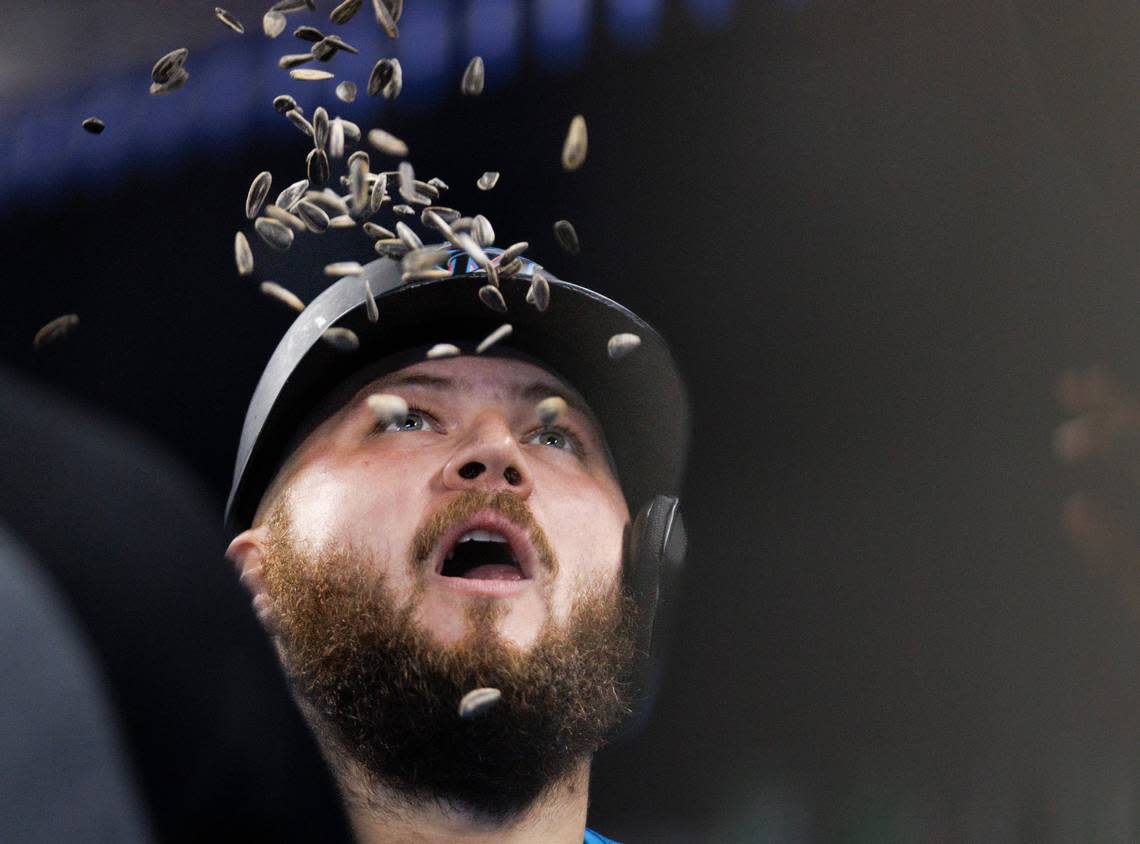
[465,0,523,88]
[396,0,453,104]
[606,0,661,48]
[534,0,592,71]
[685,0,735,28]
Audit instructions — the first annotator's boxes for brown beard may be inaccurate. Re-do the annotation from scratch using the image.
[259,490,640,825]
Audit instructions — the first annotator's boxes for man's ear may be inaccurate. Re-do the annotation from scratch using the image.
[227,526,269,599]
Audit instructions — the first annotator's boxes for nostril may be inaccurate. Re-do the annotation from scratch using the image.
[459,462,484,480]
[504,466,522,485]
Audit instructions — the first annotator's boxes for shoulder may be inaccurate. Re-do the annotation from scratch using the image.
[583,829,622,844]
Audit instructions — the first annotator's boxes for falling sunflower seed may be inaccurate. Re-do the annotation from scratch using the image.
[324,261,364,276]
[363,277,380,322]
[149,69,189,96]
[561,114,588,171]
[293,24,323,42]
[255,216,295,250]
[296,200,331,233]
[369,171,388,213]
[308,189,351,216]
[273,94,299,113]
[473,214,495,248]
[395,221,423,251]
[259,281,305,312]
[528,270,550,312]
[264,203,307,231]
[374,238,408,258]
[245,171,273,219]
[367,392,408,425]
[367,128,408,157]
[263,10,287,37]
[388,0,404,22]
[290,68,334,81]
[151,48,189,84]
[329,215,355,229]
[401,268,451,283]
[401,245,448,273]
[392,204,415,216]
[422,206,460,225]
[33,314,79,351]
[422,209,458,242]
[338,118,361,142]
[428,177,449,191]
[82,117,105,134]
[234,231,254,275]
[535,396,566,426]
[276,178,309,211]
[496,241,529,265]
[330,0,362,25]
[478,284,507,313]
[271,0,310,12]
[455,232,490,268]
[426,343,460,359]
[307,147,330,187]
[363,222,395,239]
[476,171,500,191]
[329,118,345,157]
[397,161,430,204]
[367,58,401,97]
[322,327,360,351]
[607,333,641,360]
[371,0,399,38]
[460,56,485,96]
[335,80,357,103]
[285,108,313,138]
[347,159,368,213]
[476,323,511,354]
[553,219,580,255]
[497,258,523,280]
[323,34,359,55]
[278,52,314,70]
[313,106,330,150]
[458,687,501,718]
[215,7,245,33]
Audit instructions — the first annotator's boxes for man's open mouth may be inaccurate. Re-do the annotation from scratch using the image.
[435,515,536,582]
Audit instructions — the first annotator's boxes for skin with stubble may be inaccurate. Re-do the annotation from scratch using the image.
[227,355,641,842]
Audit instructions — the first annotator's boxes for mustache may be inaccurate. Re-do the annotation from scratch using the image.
[409,489,558,578]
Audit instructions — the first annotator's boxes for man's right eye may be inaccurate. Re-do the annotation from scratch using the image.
[378,408,436,434]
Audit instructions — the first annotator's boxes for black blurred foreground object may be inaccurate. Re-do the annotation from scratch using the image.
[0,367,352,842]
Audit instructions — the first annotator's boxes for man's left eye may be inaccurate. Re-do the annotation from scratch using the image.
[529,429,573,451]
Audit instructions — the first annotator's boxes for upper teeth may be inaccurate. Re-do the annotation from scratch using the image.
[446,529,509,559]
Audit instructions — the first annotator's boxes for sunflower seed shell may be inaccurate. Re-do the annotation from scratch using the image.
[254,217,295,250]
[607,333,641,360]
[33,314,79,351]
[234,231,254,275]
[260,281,305,312]
[461,56,485,96]
[561,114,588,171]
[458,687,501,718]
[476,323,511,354]
[536,396,567,425]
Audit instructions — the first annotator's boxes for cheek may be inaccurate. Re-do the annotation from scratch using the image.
[544,485,627,592]
[283,455,429,571]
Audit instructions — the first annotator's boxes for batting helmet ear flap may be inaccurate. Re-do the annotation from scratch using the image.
[610,494,687,742]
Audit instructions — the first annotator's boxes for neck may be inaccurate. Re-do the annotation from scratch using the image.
[300,701,593,843]
[341,756,592,844]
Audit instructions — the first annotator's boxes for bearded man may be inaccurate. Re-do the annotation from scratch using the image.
[224,247,690,842]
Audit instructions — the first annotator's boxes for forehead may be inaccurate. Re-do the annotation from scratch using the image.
[345,355,603,430]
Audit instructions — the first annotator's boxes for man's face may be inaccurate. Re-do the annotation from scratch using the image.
[228,353,640,821]
[259,353,630,650]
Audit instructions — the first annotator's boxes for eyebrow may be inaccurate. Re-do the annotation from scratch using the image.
[371,373,601,434]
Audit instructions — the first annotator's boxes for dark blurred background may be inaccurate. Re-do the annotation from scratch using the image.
[3,1,1139,840]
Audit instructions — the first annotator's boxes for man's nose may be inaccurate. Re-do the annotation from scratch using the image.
[441,410,534,496]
